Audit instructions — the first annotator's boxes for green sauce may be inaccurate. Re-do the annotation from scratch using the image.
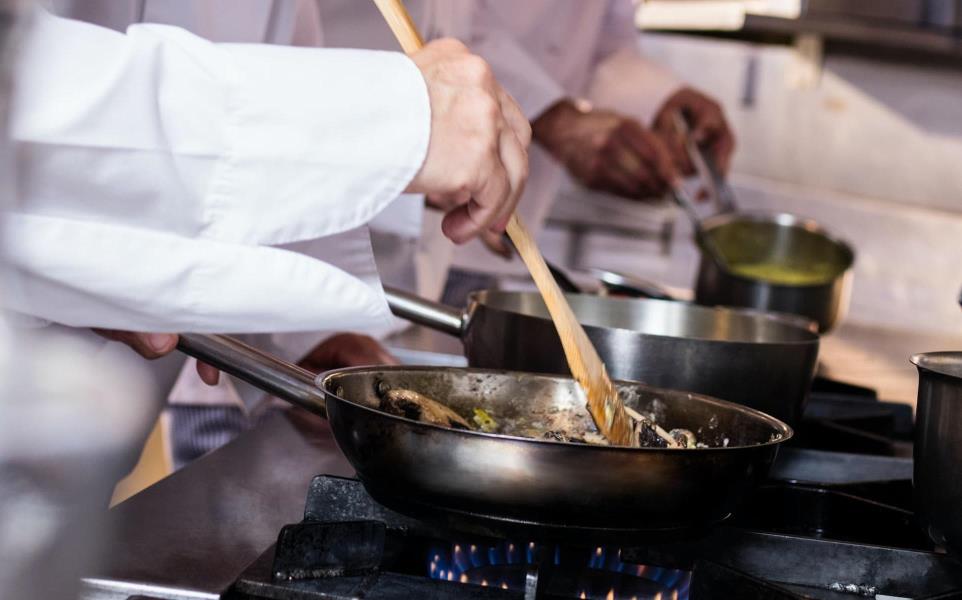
[728,261,837,286]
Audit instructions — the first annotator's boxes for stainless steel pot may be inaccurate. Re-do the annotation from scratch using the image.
[694,211,854,333]
[385,286,819,425]
[176,334,791,536]
[912,351,962,553]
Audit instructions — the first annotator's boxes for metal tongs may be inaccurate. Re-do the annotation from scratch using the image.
[673,112,738,214]
[669,112,729,269]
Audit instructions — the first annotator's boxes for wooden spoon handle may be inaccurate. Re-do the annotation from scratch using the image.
[372,0,424,52]
[370,0,673,448]
[506,215,639,447]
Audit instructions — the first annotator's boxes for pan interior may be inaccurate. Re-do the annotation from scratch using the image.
[324,368,789,449]
[474,291,817,344]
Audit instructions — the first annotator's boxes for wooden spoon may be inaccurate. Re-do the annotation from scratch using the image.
[371,0,677,448]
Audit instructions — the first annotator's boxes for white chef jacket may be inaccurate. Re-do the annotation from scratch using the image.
[4,7,431,335]
[447,0,683,279]
[41,1,458,410]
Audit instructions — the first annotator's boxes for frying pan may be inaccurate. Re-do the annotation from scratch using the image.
[177,334,790,536]
[384,286,819,425]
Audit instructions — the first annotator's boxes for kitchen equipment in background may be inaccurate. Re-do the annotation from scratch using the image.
[695,210,855,332]
[384,286,819,425]
[588,267,676,301]
[176,334,789,534]
[673,113,855,333]
[912,351,962,553]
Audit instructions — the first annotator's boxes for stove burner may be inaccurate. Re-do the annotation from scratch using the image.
[361,478,724,543]
[427,540,691,599]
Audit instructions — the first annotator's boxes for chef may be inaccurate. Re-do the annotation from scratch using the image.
[3,4,530,461]
[40,0,572,467]
[32,0,494,465]
[441,0,736,303]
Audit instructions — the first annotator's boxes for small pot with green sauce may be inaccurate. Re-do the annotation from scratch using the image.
[694,211,854,332]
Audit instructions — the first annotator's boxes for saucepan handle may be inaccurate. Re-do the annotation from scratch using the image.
[588,269,676,301]
[703,152,738,214]
[383,285,465,338]
[177,333,327,418]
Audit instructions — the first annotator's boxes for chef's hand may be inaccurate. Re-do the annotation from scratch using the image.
[532,100,678,200]
[92,330,220,385]
[652,87,735,176]
[297,333,400,373]
[406,39,531,245]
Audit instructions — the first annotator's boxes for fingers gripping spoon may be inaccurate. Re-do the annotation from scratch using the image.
[371,0,677,448]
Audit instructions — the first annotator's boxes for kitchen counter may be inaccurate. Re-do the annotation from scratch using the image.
[819,321,962,408]
[81,411,353,600]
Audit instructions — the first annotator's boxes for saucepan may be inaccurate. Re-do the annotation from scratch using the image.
[694,211,854,333]
[385,286,819,425]
[912,351,962,553]
[177,334,790,536]
[567,213,853,333]
[676,121,854,333]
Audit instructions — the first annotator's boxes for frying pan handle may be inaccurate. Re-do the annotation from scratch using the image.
[177,334,327,418]
[383,285,464,337]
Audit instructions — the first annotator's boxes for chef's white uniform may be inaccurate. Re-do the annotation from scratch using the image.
[445,0,683,282]
[4,4,437,468]
[25,2,454,468]
[6,5,431,334]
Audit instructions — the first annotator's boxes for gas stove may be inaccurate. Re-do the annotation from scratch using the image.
[213,381,962,600]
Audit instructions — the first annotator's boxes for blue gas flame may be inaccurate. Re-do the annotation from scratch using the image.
[427,540,691,599]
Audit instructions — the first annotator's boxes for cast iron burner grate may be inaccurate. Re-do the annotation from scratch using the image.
[224,382,960,599]
[224,476,962,600]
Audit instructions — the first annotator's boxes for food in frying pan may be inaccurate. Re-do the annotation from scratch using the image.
[378,388,472,430]
[471,408,499,433]
[376,385,693,448]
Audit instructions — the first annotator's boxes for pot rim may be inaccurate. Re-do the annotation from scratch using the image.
[911,351,962,380]
[470,290,821,346]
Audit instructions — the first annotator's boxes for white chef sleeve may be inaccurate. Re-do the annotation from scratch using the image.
[1,214,394,334]
[11,9,430,247]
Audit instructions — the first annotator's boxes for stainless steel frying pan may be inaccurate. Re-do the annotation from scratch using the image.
[385,286,819,425]
[177,334,790,536]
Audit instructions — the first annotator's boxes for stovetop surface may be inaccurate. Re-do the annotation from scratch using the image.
[220,384,962,600]
[224,474,962,600]
[81,377,961,600]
